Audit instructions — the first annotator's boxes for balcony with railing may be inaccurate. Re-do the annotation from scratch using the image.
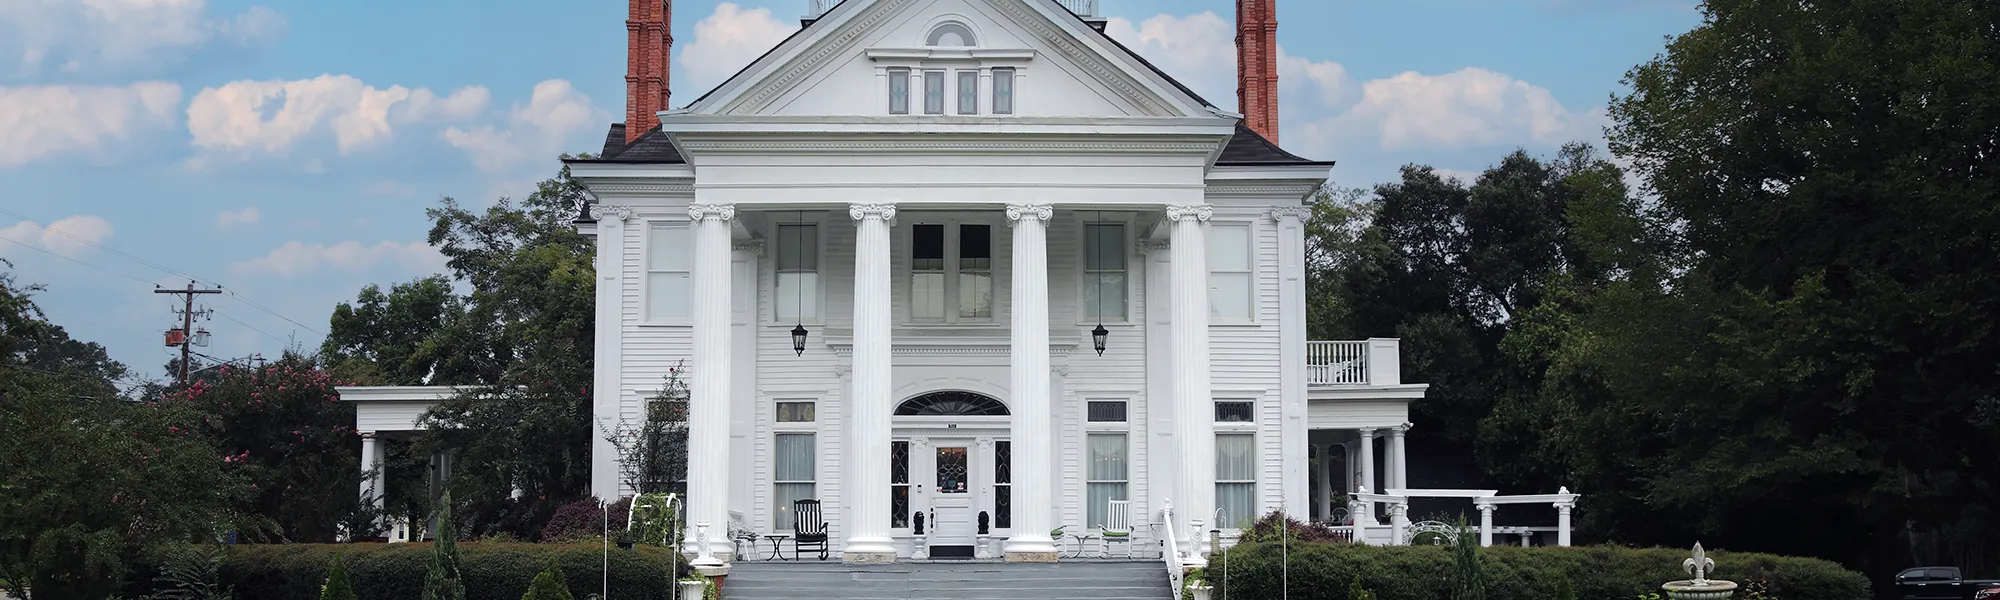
[1307,339,1404,386]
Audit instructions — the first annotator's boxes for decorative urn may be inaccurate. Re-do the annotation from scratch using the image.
[1662,543,1739,600]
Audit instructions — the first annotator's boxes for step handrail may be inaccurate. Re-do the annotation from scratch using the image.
[1161,500,1184,597]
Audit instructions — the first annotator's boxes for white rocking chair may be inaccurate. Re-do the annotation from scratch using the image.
[1099,500,1139,558]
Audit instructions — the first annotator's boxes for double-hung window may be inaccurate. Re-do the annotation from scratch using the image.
[924,71,946,115]
[1083,223,1127,321]
[1215,433,1257,529]
[889,68,911,114]
[647,223,691,321]
[909,223,994,322]
[958,71,978,114]
[776,223,819,322]
[1086,433,1128,528]
[992,68,1015,114]
[773,431,816,530]
[1208,224,1253,320]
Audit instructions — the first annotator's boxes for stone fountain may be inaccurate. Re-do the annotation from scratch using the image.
[1662,543,1739,600]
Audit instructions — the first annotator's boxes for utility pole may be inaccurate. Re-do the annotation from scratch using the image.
[156,281,220,386]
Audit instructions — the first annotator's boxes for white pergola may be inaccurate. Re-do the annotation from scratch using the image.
[337,385,467,538]
[1348,487,1581,547]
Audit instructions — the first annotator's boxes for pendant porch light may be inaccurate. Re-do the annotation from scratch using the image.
[790,210,809,356]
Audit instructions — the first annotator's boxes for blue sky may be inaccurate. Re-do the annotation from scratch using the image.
[0,0,1700,384]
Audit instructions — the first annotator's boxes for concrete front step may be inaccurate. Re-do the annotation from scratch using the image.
[723,560,1173,600]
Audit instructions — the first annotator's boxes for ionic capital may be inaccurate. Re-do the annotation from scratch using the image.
[1004,203,1054,224]
[849,203,898,224]
[589,204,636,222]
[1268,206,1313,223]
[1165,204,1213,223]
[688,203,736,223]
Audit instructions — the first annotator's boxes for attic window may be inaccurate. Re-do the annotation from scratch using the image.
[927,22,975,47]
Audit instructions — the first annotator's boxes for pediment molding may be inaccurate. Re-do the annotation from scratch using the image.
[722,0,923,115]
[988,0,1181,117]
[675,137,1216,155]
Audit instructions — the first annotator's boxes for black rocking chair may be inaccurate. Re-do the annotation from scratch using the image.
[792,499,829,561]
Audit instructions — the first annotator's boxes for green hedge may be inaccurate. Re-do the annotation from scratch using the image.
[1205,543,1870,600]
[184,543,681,600]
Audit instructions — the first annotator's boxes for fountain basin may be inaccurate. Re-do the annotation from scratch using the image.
[1662,579,1739,600]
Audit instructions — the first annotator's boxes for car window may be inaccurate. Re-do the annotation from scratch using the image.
[1930,569,1960,580]
[1901,569,1930,581]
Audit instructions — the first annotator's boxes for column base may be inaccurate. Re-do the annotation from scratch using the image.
[843,551,897,564]
[1003,535,1058,562]
[843,535,898,563]
[1005,550,1058,563]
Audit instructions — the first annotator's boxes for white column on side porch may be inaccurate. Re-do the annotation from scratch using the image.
[1166,204,1214,563]
[1390,425,1409,491]
[844,203,899,563]
[1314,443,1333,522]
[588,204,633,501]
[359,432,384,513]
[1357,428,1377,499]
[688,203,736,565]
[1003,203,1059,562]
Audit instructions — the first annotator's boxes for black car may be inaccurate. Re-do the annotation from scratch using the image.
[1897,567,2000,600]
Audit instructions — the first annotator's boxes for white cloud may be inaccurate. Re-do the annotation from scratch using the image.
[677,3,794,100]
[0,215,115,257]
[1105,12,1236,107]
[185,75,489,156]
[0,82,180,166]
[444,79,603,173]
[0,0,285,76]
[215,206,259,228]
[230,240,447,278]
[1337,67,1605,151]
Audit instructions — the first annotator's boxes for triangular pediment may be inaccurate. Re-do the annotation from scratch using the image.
[683,0,1215,119]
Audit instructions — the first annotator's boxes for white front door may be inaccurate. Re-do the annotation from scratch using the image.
[928,442,977,550]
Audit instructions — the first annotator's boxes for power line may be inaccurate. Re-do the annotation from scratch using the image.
[215,310,290,346]
[221,288,322,335]
[0,235,160,287]
[0,208,198,284]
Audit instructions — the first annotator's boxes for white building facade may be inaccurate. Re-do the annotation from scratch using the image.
[563,0,1429,564]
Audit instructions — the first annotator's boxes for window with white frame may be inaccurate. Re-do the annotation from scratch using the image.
[647,223,691,321]
[1084,223,1126,321]
[773,433,816,530]
[909,222,993,322]
[992,68,1015,114]
[1086,433,1128,528]
[924,71,945,115]
[776,223,819,322]
[1214,400,1255,423]
[1215,433,1256,529]
[1086,400,1127,423]
[1208,224,1253,320]
[957,71,978,114]
[888,68,910,114]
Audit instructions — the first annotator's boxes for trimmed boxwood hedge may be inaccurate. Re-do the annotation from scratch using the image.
[179,543,682,600]
[1205,543,1870,600]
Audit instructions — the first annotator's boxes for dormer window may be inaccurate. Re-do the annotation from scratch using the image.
[927,22,976,47]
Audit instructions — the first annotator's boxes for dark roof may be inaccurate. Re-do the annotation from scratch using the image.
[574,1,1328,168]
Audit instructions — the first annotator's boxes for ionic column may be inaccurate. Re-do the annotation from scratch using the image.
[1314,444,1333,522]
[1357,428,1377,514]
[1003,203,1059,562]
[844,203,898,563]
[1476,502,1495,547]
[1556,500,1574,547]
[688,203,736,565]
[1390,425,1409,491]
[1166,204,1213,566]
[359,432,384,513]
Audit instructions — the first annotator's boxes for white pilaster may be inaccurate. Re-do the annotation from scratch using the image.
[1391,425,1409,491]
[844,203,899,563]
[1166,203,1213,567]
[1003,203,1059,562]
[588,204,633,501]
[1477,502,1495,547]
[1272,207,1311,518]
[688,203,736,565]
[1390,501,1409,545]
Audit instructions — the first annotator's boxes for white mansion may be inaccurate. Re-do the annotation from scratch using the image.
[342,0,1577,567]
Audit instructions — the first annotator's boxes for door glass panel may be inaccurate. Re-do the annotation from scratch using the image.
[936,447,969,494]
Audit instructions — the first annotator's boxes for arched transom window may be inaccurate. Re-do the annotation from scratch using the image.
[896,391,1009,416]
[926,22,976,47]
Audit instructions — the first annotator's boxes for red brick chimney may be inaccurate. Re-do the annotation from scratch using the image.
[1236,0,1279,144]
[626,0,672,143]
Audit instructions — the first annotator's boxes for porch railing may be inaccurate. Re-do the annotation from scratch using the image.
[1056,0,1099,17]
[1307,340,1371,385]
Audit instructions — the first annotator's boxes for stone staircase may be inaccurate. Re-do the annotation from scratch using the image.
[723,560,1173,600]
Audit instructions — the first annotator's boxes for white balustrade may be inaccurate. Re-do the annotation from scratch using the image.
[1056,0,1099,17]
[1307,340,1371,385]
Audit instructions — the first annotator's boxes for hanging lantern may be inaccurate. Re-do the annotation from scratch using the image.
[792,323,810,357]
[1092,323,1109,357]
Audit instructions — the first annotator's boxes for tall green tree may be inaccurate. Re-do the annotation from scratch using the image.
[321,276,474,386]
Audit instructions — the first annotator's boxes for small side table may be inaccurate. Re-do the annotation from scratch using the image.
[764,534,792,561]
[1069,532,1099,559]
